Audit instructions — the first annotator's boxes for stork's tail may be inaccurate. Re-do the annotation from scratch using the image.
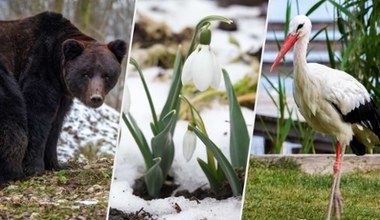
[349,136,366,156]
[348,99,380,155]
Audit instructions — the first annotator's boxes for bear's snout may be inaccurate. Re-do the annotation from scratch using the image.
[84,76,106,108]
[90,94,103,107]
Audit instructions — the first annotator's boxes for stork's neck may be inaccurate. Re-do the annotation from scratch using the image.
[293,36,309,76]
[293,36,309,72]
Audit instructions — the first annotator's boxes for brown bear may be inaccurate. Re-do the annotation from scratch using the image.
[0,11,127,184]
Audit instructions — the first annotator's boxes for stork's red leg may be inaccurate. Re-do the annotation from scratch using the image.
[334,142,341,174]
[327,141,344,220]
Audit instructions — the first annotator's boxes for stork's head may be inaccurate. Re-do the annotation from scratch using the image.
[270,15,312,72]
[289,15,312,38]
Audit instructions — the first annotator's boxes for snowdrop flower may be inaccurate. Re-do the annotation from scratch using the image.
[122,83,131,113]
[183,128,197,161]
[182,29,221,91]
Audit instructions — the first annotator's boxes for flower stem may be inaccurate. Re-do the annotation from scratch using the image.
[180,95,217,174]
[187,15,233,57]
[130,58,160,132]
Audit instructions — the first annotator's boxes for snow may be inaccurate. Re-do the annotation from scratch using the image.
[58,99,120,161]
[76,200,99,206]
[110,67,253,219]
[108,0,263,219]
[110,182,242,220]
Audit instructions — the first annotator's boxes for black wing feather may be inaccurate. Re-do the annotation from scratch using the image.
[332,99,380,155]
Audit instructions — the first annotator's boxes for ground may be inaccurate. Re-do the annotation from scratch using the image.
[242,158,380,219]
[0,158,112,219]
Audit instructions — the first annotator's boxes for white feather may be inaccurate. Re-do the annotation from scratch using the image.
[311,63,371,115]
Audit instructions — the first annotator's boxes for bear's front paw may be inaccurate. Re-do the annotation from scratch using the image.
[45,162,73,171]
[23,162,45,177]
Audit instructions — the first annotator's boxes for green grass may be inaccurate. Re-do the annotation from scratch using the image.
[242,159,380,220]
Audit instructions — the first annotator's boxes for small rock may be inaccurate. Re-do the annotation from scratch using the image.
[87,184,102,193]
[6,185,18,190]
[29,196,39,202]
[57,199,67,203]
[98,157,109,163]
[71,205,80,210]
[30,212,40,220]
[83,164,92,170]
[12,195,22,203]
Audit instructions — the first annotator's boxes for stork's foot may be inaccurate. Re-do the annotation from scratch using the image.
[333,189,343,219]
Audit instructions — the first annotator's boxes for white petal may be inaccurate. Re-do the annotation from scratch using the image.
[122,83,131,113]
[191,46,214,91]
[183,130,197,161]
[181,49,197,85]
[210,51,221,90]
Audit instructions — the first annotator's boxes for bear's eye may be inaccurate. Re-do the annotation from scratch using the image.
[83,74,90,79]
[103,75,110,80]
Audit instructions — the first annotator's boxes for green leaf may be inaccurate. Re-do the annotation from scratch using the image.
[324,28,336,69]
[279,114,293,145]
[122,113,153,168]
[295,0,300,14]
[130,58,159,133]
[306,0,326,16]
[262,75,279,110]
[159,46,182,130]
[197,158,222,191]
[191,126,242,196]
[273,32,281,53]
[284,0,291,37]
[328,0,363,28]
[216,164,226,184]
[144,157,164,198]
[310,26,327,42]
[151,110,177,178]
[223,70,250,168]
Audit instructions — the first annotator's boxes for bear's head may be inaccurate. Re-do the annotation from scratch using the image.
[62,39,127,108]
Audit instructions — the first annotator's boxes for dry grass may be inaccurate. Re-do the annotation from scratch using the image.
[0,158,113,219]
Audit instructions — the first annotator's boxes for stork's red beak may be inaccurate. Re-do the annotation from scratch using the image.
[270,33,299,72]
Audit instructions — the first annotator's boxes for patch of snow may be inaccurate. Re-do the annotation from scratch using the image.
[110,181,242,220]
[58,99,120,161]
[76,200,99,206]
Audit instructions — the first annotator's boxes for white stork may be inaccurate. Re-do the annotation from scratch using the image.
[270,15,380,219]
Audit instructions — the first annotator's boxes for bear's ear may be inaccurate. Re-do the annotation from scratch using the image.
[62,39,84,61]
[108,40,127,63]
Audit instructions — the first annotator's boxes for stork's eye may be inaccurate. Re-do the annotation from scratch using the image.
[296,23,304,32]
